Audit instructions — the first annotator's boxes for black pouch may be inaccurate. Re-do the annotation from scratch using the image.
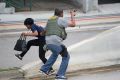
[14,35,26,51]
[60,45,68,57]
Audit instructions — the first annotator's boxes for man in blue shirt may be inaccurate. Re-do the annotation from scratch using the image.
[15,18,54,73]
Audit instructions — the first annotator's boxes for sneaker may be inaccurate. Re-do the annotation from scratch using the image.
[55,75,67,80]
[40,69,49,75]
[15,54,22,60]
[39,69,49,79]
[48,69,55,75]
[55,79,67,80]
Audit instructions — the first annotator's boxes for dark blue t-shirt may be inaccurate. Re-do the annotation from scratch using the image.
[31,24,45,41]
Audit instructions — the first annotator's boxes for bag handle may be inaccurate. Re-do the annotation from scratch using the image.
[19,34,26,40]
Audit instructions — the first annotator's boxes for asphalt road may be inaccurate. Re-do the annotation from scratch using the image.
[0,29,106,69]
[69,70,120,80]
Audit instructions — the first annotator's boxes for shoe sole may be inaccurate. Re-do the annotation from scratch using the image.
[55,79,67,80]
[15,55,22,60]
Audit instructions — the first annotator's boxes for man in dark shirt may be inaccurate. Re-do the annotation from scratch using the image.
[15,18,54,72]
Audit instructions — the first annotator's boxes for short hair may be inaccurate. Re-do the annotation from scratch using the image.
[24,18,34,25]
[54,8,63,16]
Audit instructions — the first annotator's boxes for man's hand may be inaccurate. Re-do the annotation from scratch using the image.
[40,30,46,36]
[21,32,27,36]
[70,10,77,17]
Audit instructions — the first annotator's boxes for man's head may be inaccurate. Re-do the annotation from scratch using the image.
[24,18,34,29]
[54,8,63,17]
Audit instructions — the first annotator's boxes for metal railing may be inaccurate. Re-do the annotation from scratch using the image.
[3,0,32,11]
[1,0,73,11]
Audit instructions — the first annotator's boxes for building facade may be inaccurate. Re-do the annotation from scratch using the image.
[0,0,120,13]
[71,0,120,13]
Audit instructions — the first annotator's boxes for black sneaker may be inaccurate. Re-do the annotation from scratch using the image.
[40,69,49,75]
[15,54,22,60]
[48,69,55,75]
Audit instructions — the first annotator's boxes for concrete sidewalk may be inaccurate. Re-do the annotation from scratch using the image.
[0,3,120,80]
[0,3,120,31]
[1,64,120,80]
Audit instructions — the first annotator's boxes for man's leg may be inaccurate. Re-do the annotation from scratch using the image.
[39,42,54,71]
[39,41,47,63]
[40,44,62,74]
[20,39,38,57]
[15,39,38,60]
[56,45,70,78]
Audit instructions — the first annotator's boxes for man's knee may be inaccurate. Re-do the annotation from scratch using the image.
[60,45,68,57]
[27,40,32,45]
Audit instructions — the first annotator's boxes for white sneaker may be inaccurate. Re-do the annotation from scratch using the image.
[55,79,67,80]
[55,76,67,80]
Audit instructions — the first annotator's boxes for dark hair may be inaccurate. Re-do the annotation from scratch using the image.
[24,18,34,25]
[54,8,63,16]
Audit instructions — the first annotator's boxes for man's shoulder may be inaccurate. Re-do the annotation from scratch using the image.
[58,17,68,22]
[58,17,68,28]
[58,17,65,21]
[32,24,44,31]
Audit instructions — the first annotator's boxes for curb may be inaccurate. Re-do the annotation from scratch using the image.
[0,25,113,36]
[0,12,120,35]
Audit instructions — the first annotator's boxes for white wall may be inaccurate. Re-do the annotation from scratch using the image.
[0,2,15,14]
[70,0,83,8]
[70,0,98,13]
[0,2,5,13]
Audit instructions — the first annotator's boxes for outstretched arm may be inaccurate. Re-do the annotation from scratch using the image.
[68,10,76,27]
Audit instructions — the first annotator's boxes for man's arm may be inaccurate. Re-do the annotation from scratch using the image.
[22,30,46,36]
[68,20,75,27]
[68,10,76,27]
[22,31,38,36]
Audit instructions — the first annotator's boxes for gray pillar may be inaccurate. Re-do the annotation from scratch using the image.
[71,0,98,13]
[82,0,88,13]
[70,0,82,8]
[0,2,15,14]
[83,0,98,13]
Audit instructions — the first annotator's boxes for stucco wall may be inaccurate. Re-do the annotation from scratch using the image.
[70,0,83,8]
[71,0,98,13]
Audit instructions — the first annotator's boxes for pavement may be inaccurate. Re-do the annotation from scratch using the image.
[0,3,120,80]
[0,3,120,32]
[1,64,120,80]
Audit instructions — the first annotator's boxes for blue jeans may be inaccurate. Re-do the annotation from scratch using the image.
[41,44,70,76]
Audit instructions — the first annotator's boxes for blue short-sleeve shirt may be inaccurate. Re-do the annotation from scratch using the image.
[31,24,45,41]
